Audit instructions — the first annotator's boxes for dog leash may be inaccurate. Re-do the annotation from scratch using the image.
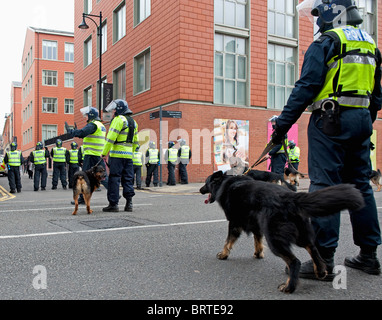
[244,140,276,175]
[94,157,110,168]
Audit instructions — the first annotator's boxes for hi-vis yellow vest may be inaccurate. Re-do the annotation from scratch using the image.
[310,26,377,110]
[83,120,106,156]
[7,151,21,166]
[53,147,66,163]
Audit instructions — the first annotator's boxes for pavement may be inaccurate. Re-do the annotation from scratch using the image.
[142,177,310,195]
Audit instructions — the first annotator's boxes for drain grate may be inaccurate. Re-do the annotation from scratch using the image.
[80,218,142,229]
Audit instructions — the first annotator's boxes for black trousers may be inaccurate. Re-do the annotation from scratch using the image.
[8,166,22,191]
[52,162,67,188]
[167,162,176,185]
[68,164,80,188]
[34,164,47,190]
[146,164,158,186]
[133,165,142,188]
[179,162,188,183]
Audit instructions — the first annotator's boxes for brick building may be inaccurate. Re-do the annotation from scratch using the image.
[20,27,75,158]
[74,0,382,182]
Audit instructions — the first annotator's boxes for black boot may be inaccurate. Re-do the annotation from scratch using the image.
[344,247,381,275]
[102,204,119,212]
[298,247,335,281]
[124,197,133,212]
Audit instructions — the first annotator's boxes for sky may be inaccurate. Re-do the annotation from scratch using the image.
[0,0,74,134]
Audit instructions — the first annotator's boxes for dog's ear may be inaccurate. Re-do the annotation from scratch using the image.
[212,170,224,181]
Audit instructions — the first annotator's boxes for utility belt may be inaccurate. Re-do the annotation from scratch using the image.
[312,99,367,136]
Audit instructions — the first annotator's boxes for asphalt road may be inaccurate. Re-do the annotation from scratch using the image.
[0,172,381,304]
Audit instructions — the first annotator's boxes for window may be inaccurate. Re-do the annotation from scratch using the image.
[214,34,247,106]
[84,87,92,107]
[114,2,126,43]
[267,44,295,109]
[113,65,126,100]
[42,97,58,113]
[84,0,92,14]
[214,0,247,29]
[134,49,151,94]
[84,36,92,67]
[42,40,57,60]
[268,0,295,38]
[42,70,57,86]
[356,0,375,40]
[42,125,57,142]
[65,99,74,114]
[65,72,74,87]
[98,22,107,56]
[65,43,74,62]
[134,0,151,26]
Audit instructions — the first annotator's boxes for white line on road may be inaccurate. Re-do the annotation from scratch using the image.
[0,219,226,240]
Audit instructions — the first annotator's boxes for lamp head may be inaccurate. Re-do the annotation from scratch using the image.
[78,15,89,29]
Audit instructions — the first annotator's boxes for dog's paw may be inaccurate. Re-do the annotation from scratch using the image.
[316,270,328,280]
[254,251,264,259]
[72,211,77,215]
[278,282,295,294]
[87,209,93,214]
[216,252,229,260]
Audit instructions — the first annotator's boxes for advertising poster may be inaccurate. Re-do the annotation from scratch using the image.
[213,119,249,173]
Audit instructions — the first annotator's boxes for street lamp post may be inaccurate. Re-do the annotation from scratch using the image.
[78,11,103,118]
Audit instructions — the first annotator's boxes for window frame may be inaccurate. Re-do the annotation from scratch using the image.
[134,48,151,95]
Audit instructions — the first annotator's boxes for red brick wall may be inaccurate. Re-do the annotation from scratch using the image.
[21,28,74,157]
[73,0,382,182]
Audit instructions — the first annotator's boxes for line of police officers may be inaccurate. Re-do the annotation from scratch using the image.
[3,99,191,213]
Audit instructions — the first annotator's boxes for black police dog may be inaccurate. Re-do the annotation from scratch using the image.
[200,171,364,293]
[246,169,296,191]
[72,165,106,215]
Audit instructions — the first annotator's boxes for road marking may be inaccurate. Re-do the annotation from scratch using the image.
[0,185,16,201]
[0,203,153,213]
[0,219,226,240]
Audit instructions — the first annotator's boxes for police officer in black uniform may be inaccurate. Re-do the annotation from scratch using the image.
[271,0,381,278]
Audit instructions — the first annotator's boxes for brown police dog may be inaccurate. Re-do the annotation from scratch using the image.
[370,169,382,192]
[72,165,106,215]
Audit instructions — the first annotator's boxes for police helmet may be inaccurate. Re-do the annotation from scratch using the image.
[168,141,175,148]
[71,141,78,149]
[288,140,296,148]
[36,141,43,150]
[149,141,156,149]
[80,106,100,121]
[56,139,63,148]
[269,115,278,123]
[301,0,363,32]
[179,139,186,146]
[105,99,133,116]
[10,142,17,151]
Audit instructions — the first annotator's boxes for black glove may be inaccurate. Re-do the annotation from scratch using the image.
[270,129,283,145]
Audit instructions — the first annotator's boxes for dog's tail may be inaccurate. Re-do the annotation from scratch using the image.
[294,184,365,217]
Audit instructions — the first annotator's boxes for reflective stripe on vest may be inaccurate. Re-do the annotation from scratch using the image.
[168,148,178,163]
[133,152,143,166]
[107,115,138,159]
[180,145,190,159]
[33,150,46,165]
[7,151,21,166]
[308,26,377,111]
[53,147,66,162]
[288,147,300,162]
[69,149,79,164]
[149,149,159,164]
[83,120,106,156]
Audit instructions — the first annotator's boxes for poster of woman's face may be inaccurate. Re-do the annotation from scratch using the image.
[213,119,249,172]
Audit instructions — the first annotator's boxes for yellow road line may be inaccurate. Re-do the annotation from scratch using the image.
[0,185,15,201]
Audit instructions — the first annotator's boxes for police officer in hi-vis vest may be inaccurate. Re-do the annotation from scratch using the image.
[66,141,82,188]
[177,139,191,184]
[145,141,159,187]
[133,146,143,190]
[29,141,49,191]
[4,142,23,193]
[67,106,108,204]
[102,99,139,212]
[165,141,178,186]
[50,139,67,190]
[268,115,288,174]
[271,0,381,278]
